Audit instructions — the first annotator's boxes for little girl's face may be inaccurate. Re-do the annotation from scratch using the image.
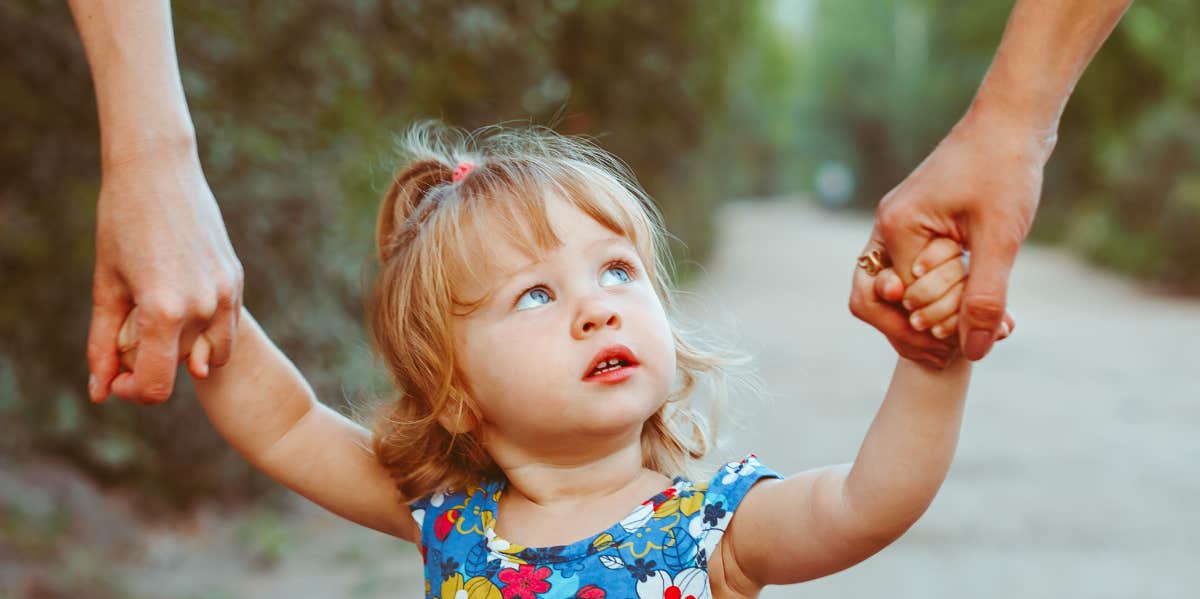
[450,195,676,459]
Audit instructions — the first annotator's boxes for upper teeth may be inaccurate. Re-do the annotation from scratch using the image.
[592,359,624,373]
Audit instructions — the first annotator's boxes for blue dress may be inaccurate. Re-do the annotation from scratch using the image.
[409,454,779,599]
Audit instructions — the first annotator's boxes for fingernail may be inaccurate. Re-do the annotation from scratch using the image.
[912,264,926,277]
[965,329,993,360]
[932,325,946,339]
[87,374,97,400]
[1000,321,1011,339]
[902,299,913,311]
[910,313,926,331]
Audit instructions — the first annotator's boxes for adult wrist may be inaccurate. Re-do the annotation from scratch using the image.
[961,87,1059,168]
[101,124,198,172]
[967,50,1070,157]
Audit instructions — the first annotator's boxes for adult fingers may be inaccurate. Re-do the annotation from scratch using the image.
[109,301,184,404]
[114,307,211,377]
[875,200,934,284]
[959,222,1023,360]
[86,279,129,404]
[864,304,955,363]
[851,276,956,366]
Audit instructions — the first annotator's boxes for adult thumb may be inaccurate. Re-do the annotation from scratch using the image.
[959,224,1021,360]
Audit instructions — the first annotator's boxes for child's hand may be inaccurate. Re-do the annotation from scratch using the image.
[862,238,1014,368]
[878,239,1013,342]
[117,307,214,387]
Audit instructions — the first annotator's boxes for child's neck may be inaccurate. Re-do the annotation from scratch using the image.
[490,432,672,548]
[495,430,665,509]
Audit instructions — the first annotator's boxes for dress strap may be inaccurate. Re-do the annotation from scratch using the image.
[409,482,498,548]
[694,454,780,567]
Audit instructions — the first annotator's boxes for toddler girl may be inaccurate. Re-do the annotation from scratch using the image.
[119,123,992,598]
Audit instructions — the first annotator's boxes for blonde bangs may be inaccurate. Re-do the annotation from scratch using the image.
[423,158,663,314]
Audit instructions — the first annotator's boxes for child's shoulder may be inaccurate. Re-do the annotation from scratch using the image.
[693,453,781,512]
[405,479,503,555]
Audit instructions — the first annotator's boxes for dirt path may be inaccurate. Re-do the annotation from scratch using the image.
[32,200,1196,598]
[699,200,1200,598]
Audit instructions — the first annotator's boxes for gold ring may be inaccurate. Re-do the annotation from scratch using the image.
[856,248,888,276]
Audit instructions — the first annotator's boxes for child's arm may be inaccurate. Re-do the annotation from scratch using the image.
[146,308,418,542]
[717,241,976,591]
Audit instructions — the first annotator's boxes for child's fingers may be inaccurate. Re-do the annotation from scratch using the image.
[116,311,138,372]
[872,268,906,304]
[910,238,964,278]
[930,309,1015,342]
[116,308,213,379]
[930,314,958,340]
[903,254,967,310]
[910,281,964,332]
[187,334,212,379]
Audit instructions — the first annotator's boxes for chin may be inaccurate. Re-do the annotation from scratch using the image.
[571,391,665,436]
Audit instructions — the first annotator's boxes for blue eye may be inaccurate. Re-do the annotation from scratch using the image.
[600,263,633,287]
[516,287,553,311]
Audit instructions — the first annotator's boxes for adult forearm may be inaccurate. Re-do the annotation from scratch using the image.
[840,357,971,540]
[972,0,1133,137]
[67,0,196,166]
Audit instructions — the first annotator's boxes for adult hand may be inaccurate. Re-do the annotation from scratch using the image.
[864,107,1051,362]
[851,230,1016,369]
[87,139,243,404]
[851,228,958,369]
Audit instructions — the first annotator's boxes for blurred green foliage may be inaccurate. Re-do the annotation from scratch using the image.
[234,509,292,568]
[1,0,1196,509]
[0,0,772,507]
[777,0,1200,289]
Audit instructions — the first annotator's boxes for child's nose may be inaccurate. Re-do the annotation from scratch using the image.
[572,298,621,339]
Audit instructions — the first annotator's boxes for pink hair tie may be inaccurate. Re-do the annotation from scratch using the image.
[451,161,477,183]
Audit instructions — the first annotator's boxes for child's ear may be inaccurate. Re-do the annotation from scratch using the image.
[437,400,478,434]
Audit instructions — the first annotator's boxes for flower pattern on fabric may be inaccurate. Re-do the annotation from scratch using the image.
[498,564,553,599]
[410,455,779,599]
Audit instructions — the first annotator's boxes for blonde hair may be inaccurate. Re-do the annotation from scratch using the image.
[368,122,746,500]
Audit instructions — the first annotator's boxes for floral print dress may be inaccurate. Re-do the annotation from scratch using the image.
[409,454,779,599]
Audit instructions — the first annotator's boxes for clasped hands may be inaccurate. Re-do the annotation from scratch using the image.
[848,107,1047,368]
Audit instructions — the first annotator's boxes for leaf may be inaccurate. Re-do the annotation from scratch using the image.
[599,554,625,569]
[679,493,703,517]
[620,503,654,533]
[592,533,615,552]
[661,529,698,572]
[465,542,490,577]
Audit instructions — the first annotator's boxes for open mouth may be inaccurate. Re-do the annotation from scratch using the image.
[583,344,640,380]
[588,358,632,377]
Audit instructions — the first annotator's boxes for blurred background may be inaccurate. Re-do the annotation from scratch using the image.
[2,0,1197,597]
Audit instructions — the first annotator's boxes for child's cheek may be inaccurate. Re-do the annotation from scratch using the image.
[642,296,678,388]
